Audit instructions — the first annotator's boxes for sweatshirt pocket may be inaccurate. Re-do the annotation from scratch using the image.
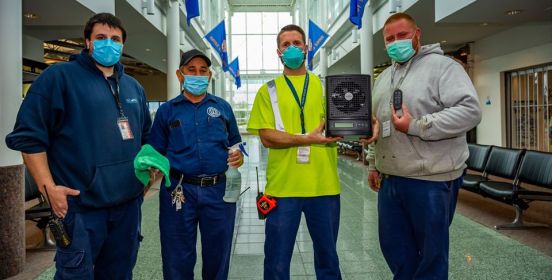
[410,137,463,175]
[82,159,142,207]
[377,133,424,176]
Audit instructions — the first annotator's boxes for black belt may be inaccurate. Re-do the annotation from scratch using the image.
[170,168,225,187]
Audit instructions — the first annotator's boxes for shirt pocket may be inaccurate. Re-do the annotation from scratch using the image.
[167,119,193,153]
[207,115,229,144]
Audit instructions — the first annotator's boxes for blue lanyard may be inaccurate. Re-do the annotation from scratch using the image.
[284,73,309,134]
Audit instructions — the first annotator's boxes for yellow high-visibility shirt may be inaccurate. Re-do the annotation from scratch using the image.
[247,72,340,197]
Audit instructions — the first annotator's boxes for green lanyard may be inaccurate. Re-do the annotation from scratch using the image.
[284,73,310,134]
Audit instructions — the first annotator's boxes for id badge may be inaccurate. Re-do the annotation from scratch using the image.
[117,117,134,140]
[297,146,311,164]
[382,120,391,138]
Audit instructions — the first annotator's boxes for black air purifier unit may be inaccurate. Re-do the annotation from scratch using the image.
[325,74,372,137]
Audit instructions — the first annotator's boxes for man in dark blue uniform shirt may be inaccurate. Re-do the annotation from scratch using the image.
[148,49,244,280]
[5,13,151,279]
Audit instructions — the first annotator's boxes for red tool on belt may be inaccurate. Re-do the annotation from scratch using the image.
[255,167,277,219]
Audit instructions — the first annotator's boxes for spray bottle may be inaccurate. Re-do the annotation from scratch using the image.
[223,142,248,203]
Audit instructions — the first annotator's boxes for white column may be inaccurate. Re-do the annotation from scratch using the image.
[167,0,180,99]
[204,48,214,93]
[360,4,373,81]
[0,1,25,278]
[226,6,232,102]
[217,0,223,23]
[318,0,328,78]
[202,0,210,29]
[0,0,22,167]
[303,0,309,30]
[220,72,226,99]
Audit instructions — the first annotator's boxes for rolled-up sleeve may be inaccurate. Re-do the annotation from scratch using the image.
[5,68,63,153]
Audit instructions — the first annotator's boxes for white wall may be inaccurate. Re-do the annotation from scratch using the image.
[77,0,115,14]
[435,0,476,22]
[473,22,552,146]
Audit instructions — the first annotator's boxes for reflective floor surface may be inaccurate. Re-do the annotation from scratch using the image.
[35,136,552,279]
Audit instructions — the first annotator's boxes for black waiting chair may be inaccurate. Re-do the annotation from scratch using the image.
[480,150,552,229]
[475,146,525,201]
[462,144,493,192]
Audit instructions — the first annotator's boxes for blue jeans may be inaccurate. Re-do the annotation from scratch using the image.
[378,175,462,280]
[159,179,236,280]
[54,195,143,280]
[264,195,342,280]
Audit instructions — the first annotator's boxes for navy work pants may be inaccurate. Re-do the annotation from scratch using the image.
[54,195,143,279]
[159,179,236,280]
[264,195,342,280]
[378,175,462,280]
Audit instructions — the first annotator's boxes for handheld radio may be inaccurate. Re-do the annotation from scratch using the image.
[43,186,72,248]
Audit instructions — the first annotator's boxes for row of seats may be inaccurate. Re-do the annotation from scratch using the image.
[337,141,363,161]
[463,144,552,229]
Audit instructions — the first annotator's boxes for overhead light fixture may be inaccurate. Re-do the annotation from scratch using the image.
[390,0,402,14]
[180,31,186,46]
[145,48,151,52]
[351,29,358,44]
[142,0,155,15]
[480,22,489,26]
[23,13,38,19]
[505,9,522,16]
[441,40,447,44]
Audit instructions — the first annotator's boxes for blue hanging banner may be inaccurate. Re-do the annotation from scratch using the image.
[307,19,329,71]
[205,20,229,71]
[185,0,200,26]
[349,0,368,29]
[228,57,241,89]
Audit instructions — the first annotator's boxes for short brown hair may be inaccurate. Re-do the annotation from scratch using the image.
[84,13,127,43]
[384,12,417,28]
[277,24,306,47]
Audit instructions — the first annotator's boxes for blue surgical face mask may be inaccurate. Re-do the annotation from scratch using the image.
[91,39,123,67]
[182,74,209,96]
[386,38,416,63]
[280,45,305,69]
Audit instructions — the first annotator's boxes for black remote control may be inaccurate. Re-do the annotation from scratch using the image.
[393,89,403,111]
[48,217,72,248]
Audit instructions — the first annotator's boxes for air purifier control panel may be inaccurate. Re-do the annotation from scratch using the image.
[328,119,371,136]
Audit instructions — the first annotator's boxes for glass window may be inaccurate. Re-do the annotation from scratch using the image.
[263,35,279,71]
[247,35,263,70]
[262,12,278,34]
[507,64,552,152]
[278,12,293,27]
[231,34,247,62]
[246,13,263,34]
[228,12,290,130]
[232,13,246,34]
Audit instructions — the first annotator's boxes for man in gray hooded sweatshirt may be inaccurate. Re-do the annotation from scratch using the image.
[366,13,481,279]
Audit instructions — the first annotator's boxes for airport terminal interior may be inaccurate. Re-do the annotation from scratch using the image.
[1,0,552,279]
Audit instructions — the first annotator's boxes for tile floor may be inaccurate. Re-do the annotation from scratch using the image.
[34,136,552,279]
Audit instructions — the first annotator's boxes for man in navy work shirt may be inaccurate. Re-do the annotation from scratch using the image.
[148,49,244,280]
[5,13,151,279]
